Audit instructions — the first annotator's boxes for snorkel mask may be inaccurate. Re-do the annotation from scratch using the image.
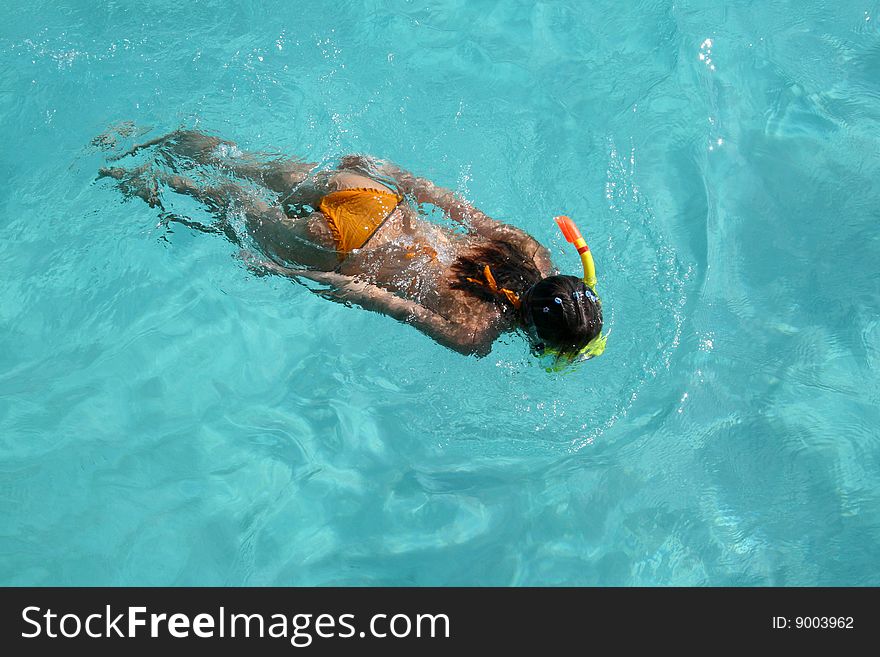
[533,216,607,367]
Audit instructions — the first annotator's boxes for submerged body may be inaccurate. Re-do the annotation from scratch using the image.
[99,129,600,359]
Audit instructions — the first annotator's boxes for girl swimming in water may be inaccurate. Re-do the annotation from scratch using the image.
[99,129,604,363]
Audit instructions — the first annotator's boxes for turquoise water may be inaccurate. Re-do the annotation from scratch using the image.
[1,0,879,585]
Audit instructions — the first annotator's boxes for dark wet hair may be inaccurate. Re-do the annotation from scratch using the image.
[450,241,543,306]
[519,275,603,359]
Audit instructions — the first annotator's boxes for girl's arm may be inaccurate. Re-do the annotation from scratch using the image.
[247,255,496,356]
[411,174,556,277]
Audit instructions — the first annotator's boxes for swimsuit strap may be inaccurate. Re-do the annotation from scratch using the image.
[466,264,522,310]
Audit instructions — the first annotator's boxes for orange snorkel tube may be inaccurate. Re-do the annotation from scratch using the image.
[551,215,607,361]
[554,215,597,290]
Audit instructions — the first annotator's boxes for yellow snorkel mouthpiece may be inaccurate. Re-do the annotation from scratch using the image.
[546,215,607,365]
